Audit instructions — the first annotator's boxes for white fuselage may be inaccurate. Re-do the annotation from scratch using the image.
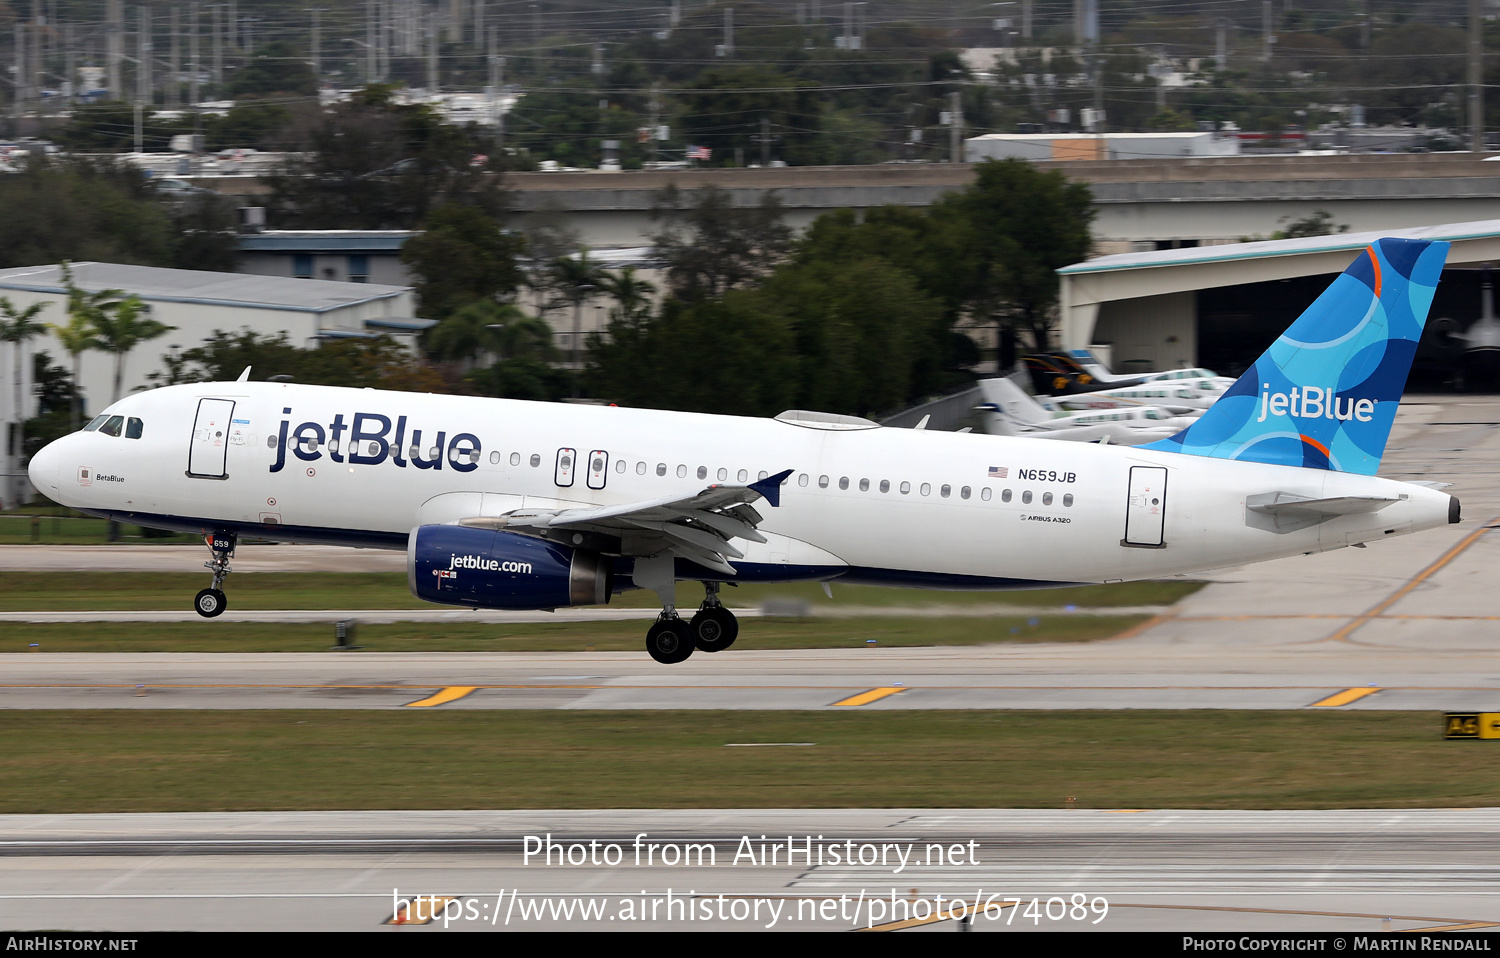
[28,381,1456,590]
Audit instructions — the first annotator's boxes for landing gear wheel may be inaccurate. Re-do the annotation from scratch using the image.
[646,618,695,664]
[690,606,739,652]
[194,588,227,618]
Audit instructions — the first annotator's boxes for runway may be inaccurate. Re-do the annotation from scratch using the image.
[3,808,1498,931]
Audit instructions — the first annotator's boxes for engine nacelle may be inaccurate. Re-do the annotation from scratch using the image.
[407,524,612,609]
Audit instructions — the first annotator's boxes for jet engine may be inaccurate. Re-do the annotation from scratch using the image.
[407,524,612,609]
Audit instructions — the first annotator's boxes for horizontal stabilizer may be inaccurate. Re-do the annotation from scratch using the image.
[1247,492,1398,517]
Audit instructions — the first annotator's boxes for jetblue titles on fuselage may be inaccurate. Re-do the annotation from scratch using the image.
[268,406,482,474]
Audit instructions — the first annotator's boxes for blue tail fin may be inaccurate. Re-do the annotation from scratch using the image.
[1141,237,1449,475]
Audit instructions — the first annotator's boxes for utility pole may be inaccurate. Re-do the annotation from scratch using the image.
[842,1,851,48]
[169,7,180,106]
[189,2,200,105]
[1262,0,1274,62]
[107,0,123,98]
[64,23,75,107]
[427,10,438,93]
[227,0,236,51]
[211,3,222,89]
[1216,18,1227,70]
[949,89,962,162]
[365,0,376,83]
[138,6,152,110]
[1471,0,1485,152]
[1021,0,1031,40]
[310,9,321,85]
[14,23,25,116]
[723,7,733,56]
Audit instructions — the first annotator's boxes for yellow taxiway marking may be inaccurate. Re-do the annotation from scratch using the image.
[859,900,1002,932]
[385,895,457,925]
[1325,517,1500,643]
[1405,921,1500,932]
[831,687,907,707]
[404,686,478,708]
[1309,686,1382,708]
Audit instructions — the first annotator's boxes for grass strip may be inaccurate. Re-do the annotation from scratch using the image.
[0,615,1147,653]
[0,571,1203,612]
[0,710,1483,813]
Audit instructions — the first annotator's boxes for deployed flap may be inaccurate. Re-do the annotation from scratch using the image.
[481,469,794,574]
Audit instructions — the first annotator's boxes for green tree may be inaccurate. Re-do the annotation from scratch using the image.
[400,204,526,319]
[929,159,1095,353]
[0,159,175,269]
[49,305,103,430]
[89,294,176,403]
[229,41,318,99]
[598,268,657,324]
[650,185,792,302]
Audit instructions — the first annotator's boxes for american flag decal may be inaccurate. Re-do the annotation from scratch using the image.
[989,466,1008,478]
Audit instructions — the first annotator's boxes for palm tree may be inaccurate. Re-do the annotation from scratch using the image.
[0,297,49,506]
[545,254,603,398]
[90,294,175,403]
[424,299,524,370]
[51,263,119,429]
[598,267,657,326]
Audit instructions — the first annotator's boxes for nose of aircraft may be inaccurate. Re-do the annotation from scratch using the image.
[27,437,62,497]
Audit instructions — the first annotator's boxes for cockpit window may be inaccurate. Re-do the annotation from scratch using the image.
[125,417,144,439]
[99,415,125,437]
[84,415,108,432]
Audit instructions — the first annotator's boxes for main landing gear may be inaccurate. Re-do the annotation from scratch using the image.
[193,532,236,618]
[640,576,740,665]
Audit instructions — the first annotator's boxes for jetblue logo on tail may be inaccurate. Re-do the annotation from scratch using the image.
[1256,386,1375,423]
[1143,237,1449,475]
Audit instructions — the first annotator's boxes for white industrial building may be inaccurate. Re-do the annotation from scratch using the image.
[0,262,423,506]
[965,131,1240,163]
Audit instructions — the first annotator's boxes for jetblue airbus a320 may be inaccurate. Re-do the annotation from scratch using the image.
[28,238,1461,664]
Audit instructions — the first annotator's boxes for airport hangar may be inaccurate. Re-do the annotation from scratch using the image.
[1057,219,1500,380]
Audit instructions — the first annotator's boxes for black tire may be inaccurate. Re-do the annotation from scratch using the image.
[690,607,739,652]
[194,588,227,618]
[645,619,694,664]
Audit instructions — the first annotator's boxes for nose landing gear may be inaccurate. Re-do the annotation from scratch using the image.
[193,532,236,618]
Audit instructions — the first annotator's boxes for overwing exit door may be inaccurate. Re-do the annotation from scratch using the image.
[187,398,235,479]
[1122,465,1167,548]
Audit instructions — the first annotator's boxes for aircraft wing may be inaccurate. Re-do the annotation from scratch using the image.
[462,469,793,575]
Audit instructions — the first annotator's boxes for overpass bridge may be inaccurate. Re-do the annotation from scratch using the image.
[495,152,1500,251]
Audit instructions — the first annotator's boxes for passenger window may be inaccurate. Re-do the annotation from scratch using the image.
[940,484,951,498]
[798,473,808,486]
[838,477,849,490]
[1001,489,1012,502]
[737,469,748,482]
[126,418,143,439]
[717,468,728,481]
[529,454,541,467]
[656,463,666,476]
[900,481,911,495]
[698,466,708,480]
[676,464,687,478]
[511,452,521,466]
[1022,490,1033,504]
[858,478,869,492]
[818,475,829,488]
[1042,492,1053,505]
[981,487,992,501]
[100,415,124,437]
[1063,493,1074,507]
[920,483,931,496]
[879,480,889,493]
[759,470,769,480]
[960,485,971,500]
[636,461,646,475]
[615,459,626,473]
[489,451,501,464]
[84,415,108,432]
[266,435,278,449]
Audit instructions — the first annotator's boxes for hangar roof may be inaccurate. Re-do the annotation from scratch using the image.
[0,262,411,314]
[1058,218,1500,350]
